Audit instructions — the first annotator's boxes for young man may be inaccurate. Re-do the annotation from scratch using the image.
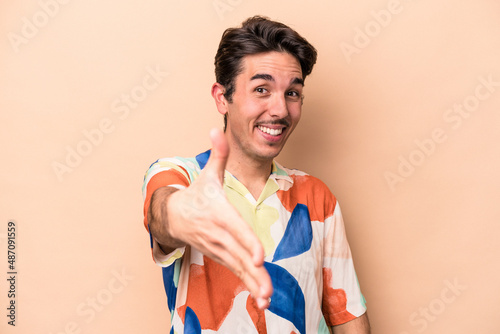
[143,16,370,333]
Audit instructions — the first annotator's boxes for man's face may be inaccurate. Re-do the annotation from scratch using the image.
[224,51,304,164]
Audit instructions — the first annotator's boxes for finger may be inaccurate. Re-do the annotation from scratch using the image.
[213,241,273,304]
[204,127,229,183]
[200,224,272,298]
[191,216,273,309]
[256,297,270,310]
[241,267,273,307]
[220,205,266,267]
[222,231,272,299]
[239,263,273,310]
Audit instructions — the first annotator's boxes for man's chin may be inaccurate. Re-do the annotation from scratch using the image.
[252,146,284,162]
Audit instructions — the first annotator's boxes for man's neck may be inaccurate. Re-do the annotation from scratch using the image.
[225,152,273,201]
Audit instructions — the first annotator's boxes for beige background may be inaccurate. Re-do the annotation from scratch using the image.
[1,0,499,333]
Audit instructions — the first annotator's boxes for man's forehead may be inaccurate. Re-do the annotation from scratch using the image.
[240,52,303,81]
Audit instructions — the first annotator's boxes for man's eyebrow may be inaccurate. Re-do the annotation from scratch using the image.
[292,77,304,86]
[250,74,304,86]
[250,73,274,82]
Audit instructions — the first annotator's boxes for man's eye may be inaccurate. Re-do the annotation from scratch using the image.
[255,87,268,94]
[287,91,301,100]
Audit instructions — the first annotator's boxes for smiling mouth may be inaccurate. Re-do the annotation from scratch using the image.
[257,125,284,136]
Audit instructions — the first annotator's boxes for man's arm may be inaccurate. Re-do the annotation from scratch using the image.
[331,312,371,334]
[147,186,185,254]
[146,128,273,309]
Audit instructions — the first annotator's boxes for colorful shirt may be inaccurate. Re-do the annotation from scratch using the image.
[142,150,367,334]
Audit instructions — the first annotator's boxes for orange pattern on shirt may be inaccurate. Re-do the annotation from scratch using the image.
[246,295,267,334]
[143,168,190,230]
[322,268,356,326]
[276,174,336,222]
[177,256,246,330]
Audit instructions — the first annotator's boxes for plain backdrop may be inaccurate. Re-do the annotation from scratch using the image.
[1,1,500,333]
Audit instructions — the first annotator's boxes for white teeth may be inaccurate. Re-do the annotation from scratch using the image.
[258,126,283,136]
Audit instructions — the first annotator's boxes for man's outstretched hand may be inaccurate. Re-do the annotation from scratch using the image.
[164,128,273,309]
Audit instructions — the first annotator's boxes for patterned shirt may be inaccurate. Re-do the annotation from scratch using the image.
[142,150,367,334]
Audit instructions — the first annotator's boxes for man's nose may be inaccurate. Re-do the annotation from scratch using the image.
[269,94,288,118]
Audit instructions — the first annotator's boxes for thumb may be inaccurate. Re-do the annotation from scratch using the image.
[204,128,229,183]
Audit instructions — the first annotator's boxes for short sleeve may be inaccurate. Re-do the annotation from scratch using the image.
[142,158,193,267]
[322,201,367,326]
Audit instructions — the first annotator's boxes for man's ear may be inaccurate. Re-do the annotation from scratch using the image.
[211,83,229,116]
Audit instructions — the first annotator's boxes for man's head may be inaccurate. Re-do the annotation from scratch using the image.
[215,16,317,109]
[212,16,317,163]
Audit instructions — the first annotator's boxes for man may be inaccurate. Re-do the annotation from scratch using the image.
[143,16,370,333]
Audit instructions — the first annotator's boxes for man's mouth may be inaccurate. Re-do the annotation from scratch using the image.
[257,125,284,136]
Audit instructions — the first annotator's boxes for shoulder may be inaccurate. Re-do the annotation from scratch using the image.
[144,150,210,184]
[274,162,337,221]
[142,150,210,201]
[277,163,334,197]
[144,156,199,183]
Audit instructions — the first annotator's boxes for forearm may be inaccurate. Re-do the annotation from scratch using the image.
[147,186,186,253]
[331,312,371,334]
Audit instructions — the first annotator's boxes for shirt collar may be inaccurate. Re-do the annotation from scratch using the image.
[222,160,294,204]
[197,149,294,191]
[270,160,294,186]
